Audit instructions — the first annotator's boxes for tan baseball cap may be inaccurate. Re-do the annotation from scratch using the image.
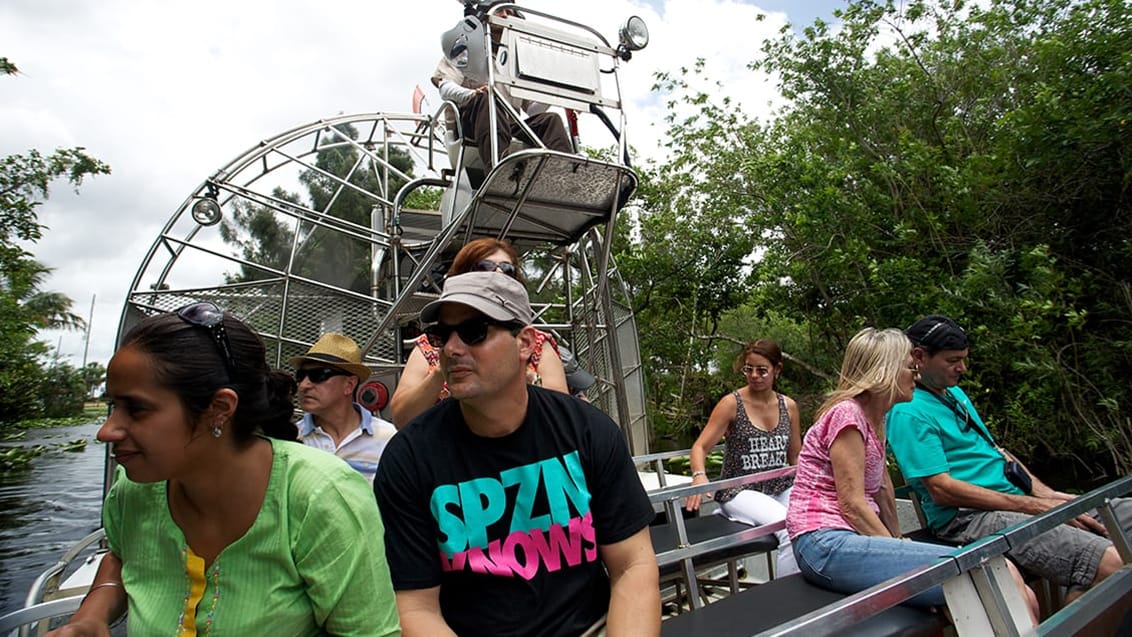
[420,271,533,325]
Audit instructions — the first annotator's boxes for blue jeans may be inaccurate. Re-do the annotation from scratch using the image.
[793,529,950,608]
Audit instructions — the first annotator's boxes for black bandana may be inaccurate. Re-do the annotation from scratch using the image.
[906,314,968,351]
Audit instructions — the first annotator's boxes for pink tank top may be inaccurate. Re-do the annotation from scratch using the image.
[786,399,886,539]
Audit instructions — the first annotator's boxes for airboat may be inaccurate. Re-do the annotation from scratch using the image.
[112,4,652,458]
[7,3,652,632]
[5,3,1132,635]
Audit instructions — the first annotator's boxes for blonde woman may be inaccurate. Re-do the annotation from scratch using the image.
[785,328,1037,619]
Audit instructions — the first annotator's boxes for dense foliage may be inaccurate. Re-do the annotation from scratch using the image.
[219,123,416,291]
[0,58,110,423]
[618,0,1131,484]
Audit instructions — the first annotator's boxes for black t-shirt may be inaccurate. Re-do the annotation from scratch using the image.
[374,386,654,637]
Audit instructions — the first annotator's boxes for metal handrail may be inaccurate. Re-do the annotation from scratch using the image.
[755,474,1132,636]
[1037,566,1132,636]
[647,463,1132,634]
[0,596,83,633]
[633,444,724,467]
[23,528,106,608]
[655,520,784,569]
[633,444,724,490]
[649,466,797,504]
[649,463,798,610]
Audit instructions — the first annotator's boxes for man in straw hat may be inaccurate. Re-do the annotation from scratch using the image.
[292,333,396,484]
[374,272,658,636]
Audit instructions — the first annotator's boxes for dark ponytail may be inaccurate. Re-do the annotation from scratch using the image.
[261,369,300,441]
[120,309,298,442]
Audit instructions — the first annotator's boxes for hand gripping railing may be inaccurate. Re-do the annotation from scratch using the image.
[647,464,798,610]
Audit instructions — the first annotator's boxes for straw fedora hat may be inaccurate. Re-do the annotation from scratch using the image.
[287,333,372,381]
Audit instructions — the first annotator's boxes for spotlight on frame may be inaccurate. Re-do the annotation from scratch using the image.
[617,16,649,61]
[191,183,223,226]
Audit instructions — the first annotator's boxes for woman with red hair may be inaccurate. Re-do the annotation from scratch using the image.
[389,238,568,427]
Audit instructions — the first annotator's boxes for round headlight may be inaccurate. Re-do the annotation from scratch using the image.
[619,16,649,52]
[191,198,222,226]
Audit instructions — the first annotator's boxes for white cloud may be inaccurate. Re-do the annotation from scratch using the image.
[0,0,833,368]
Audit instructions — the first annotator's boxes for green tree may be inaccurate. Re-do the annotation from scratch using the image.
[609,83,769,441]
[625,0,1132,482]
[6,259,85,330]
[80,361,107,399]
[40,361,87,418]
[0,257,88,420]
[0,56,110,422]
[219,187,302,282]
[221,123,415,292]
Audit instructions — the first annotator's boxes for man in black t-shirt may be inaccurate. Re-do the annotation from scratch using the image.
[375,272,659,637]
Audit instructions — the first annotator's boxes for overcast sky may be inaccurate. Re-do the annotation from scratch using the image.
[1,0,843,369]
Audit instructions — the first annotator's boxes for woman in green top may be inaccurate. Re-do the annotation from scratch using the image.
[48,303,400,637]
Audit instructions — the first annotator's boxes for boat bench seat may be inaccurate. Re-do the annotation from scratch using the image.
[660,573,947,637]
[650,514,778,578]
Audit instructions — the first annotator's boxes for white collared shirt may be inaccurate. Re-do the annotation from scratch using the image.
[297,403,396,484]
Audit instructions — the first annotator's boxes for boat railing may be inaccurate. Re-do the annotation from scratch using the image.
[744,474,1132,636]
[8,477,1130,635]
[634,444,724,490]
[9,528,106,637]
[648,466,797,558]
[1,596,83,636]
[23,527,105,609]
[647,464,797,610]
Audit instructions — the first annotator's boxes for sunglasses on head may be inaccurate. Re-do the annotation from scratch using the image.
[295,367,351,384]
[424,316,523,348]
[176,302,237,376]
[473,259,518,277]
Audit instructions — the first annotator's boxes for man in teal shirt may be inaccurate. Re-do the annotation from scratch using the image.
[887,315,1129,599]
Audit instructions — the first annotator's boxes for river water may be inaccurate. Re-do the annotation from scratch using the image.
[0,422,106,616]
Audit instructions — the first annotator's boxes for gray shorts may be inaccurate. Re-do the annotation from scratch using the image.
[937,508,1112,588]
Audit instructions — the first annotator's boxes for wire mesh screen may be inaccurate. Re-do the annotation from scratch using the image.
[118,112,648,448]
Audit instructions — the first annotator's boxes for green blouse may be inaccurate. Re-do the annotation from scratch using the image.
[104,438,400,636]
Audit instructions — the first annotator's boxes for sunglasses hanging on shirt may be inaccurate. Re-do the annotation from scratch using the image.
[922,385,1033,494]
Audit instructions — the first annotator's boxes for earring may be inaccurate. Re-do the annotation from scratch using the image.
[211,421,223,438]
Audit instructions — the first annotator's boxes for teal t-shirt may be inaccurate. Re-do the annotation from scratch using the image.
[887,386,1023,530]
[104,438,400,636]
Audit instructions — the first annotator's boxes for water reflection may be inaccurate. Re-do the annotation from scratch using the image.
[0,422,106,615]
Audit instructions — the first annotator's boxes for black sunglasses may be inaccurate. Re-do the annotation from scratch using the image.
[424,316,523,348]
[473,259,518,277]
[176,302,237,376]
[923,381,973,430]
[294,367,351,383]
